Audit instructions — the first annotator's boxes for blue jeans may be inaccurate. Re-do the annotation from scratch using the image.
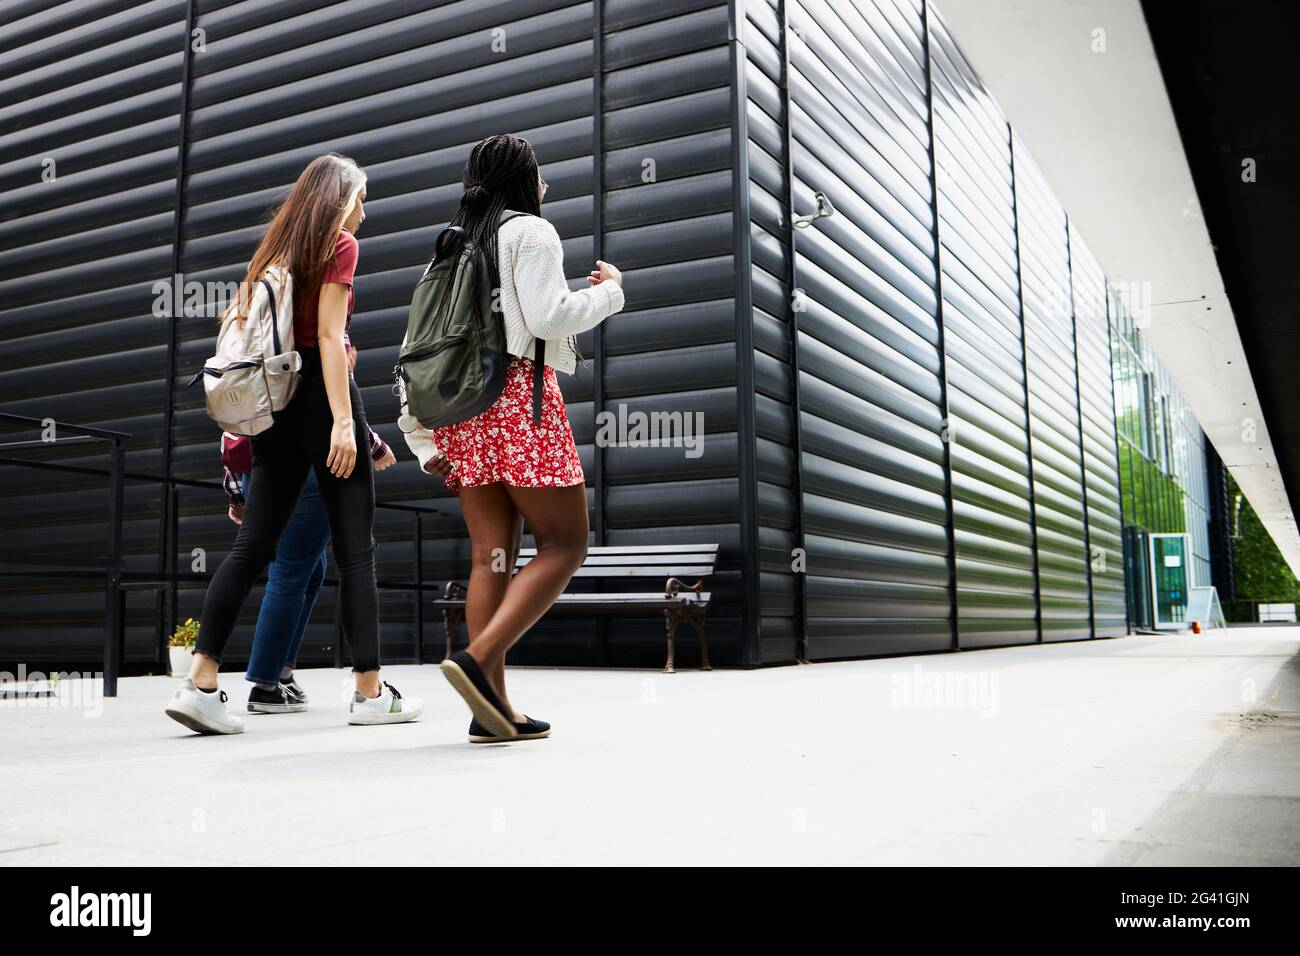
[239,471,331,685]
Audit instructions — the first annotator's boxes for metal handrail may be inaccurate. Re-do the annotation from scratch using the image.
[1,411,444,696]
[0,412,131,441]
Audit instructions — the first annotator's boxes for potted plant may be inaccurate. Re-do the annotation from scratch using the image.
[168,618,199,677]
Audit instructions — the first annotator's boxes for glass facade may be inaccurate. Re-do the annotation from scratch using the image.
[1109,288,1213,627]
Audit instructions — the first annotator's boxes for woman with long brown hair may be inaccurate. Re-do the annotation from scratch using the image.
[166,153,422,734]
[404,134,624,742]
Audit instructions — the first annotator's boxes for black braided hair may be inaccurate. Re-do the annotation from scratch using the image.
[448,134,542,283]
[446,134,585,366]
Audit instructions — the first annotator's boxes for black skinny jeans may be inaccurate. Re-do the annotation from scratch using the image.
[196,373,380,672]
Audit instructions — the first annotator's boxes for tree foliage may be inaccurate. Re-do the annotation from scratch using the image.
[1228,473,1300,603]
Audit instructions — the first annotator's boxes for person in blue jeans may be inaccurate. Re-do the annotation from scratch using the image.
[235,471,326,711]
[221,342,395,713]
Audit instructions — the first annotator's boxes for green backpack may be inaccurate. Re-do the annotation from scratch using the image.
[395,209,544,431]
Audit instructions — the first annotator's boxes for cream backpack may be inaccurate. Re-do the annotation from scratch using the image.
[190,267,301,436]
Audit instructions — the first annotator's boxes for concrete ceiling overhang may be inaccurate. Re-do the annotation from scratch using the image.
[933,0,1300,578]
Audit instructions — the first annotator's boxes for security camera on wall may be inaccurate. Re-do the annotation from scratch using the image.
[793,190,836,229]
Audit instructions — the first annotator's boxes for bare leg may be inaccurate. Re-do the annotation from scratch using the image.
[465,483,588,719]
[458,484,525,719]
[487,519,525,717]
[190,653,220,688]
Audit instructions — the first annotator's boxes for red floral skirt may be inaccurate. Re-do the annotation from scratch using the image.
[432,356,585,495]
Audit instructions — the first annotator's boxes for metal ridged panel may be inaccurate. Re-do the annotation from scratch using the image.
[1070,225,1127,636]
[1182,415,1211,589]
[2,0,740,671]
[927,7,1034,649]
[751,0,948,661]
[1013,134,1090,643]
[0,0,187,664]
[4,0,1211,670]
[595,0,741,666]
[171,0,603,668]
[171,0,739,670]
[744,0,798,664]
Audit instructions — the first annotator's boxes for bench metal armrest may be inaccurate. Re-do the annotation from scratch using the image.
[443,579,468,601]
[665,576,704,601]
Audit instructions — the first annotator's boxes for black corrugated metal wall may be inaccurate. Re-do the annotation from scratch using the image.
[2,0,1132,670]
[1070,224,1127,636]
[1013,134,1091,643]
[930,7,1039,650]
[745,0,952,662]
[0,0,188,664]
[2,0,748,670]
[170,0,745,670]
[738,0,1128,662]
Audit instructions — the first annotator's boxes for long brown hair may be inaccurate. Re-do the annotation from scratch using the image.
[224,153,366,326]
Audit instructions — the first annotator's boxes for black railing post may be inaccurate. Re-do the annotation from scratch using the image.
[103,438,126,697]
[167,484,180,662]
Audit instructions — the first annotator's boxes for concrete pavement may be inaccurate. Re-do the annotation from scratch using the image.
[1,628,1297,865]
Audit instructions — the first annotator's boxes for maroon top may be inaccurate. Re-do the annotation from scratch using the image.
[294,229,357,348]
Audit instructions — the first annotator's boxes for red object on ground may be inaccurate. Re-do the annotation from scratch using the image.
[1191,620,1202,634]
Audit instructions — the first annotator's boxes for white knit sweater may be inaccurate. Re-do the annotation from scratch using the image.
[402,213,625,470]
[497,214,624,373]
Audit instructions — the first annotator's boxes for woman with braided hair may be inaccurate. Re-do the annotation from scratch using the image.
[404,134,625,743]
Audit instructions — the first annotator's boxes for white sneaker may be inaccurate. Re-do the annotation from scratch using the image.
[164,678,245,735]
[348,681,423,725]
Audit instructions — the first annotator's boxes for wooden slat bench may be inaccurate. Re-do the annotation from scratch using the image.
[434,544,718,673]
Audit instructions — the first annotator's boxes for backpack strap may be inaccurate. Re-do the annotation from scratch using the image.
[532,337,545,426]
[259,276,281,355]
[424,225,465,276]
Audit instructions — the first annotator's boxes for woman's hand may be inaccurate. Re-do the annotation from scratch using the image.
[424,452,453,479]
[587,259,622,287]
[318,283,357,476]
[228,503,243,525]
[373,447,397,472]
[328,418,358,478]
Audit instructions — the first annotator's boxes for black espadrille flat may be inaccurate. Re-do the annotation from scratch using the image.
[440,650,517,739]
[468,715,551,744]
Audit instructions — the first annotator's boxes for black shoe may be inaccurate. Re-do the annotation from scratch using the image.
[281,675,309,705]
[247,683,307,714]
[439,650,517,739]
[469,715,551,744]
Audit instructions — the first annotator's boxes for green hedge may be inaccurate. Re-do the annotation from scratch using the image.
[1227,473,1299,621]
